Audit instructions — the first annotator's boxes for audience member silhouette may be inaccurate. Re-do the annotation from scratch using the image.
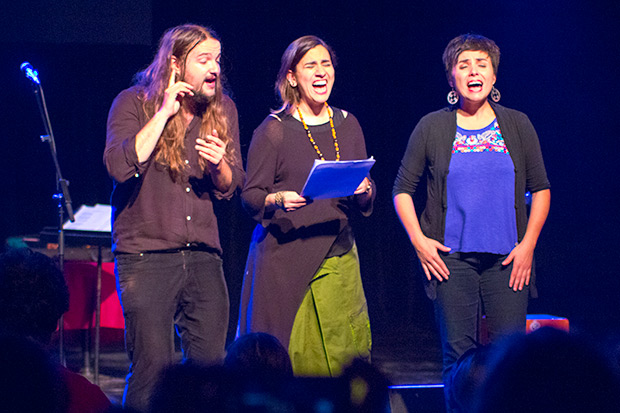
[0,333,69,412]
[0,247,111,413]
[0,247,69,343]
[150,334,293,413]
[340,358,391,413]
[445,346,492,413]
[149,335,392,412]
[475,327,620,413]
[224,332,293,379]
[149,362,231,413]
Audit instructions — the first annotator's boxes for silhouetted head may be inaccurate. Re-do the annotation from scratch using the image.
[225,332,293,379]
[476,328,620,412]
[341,358,391,412]
[446,346,492,413]
[150,362,231,413]
[0,248,69,344]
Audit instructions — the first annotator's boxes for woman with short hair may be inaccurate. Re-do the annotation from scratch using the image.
[393,34,551,409]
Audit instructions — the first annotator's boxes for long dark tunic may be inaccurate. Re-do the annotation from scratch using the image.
[237,109,375,348]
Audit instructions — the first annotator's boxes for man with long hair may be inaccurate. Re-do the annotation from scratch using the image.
[104,24,243,412]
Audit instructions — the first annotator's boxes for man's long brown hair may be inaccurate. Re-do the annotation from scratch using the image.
[134,24,235,178]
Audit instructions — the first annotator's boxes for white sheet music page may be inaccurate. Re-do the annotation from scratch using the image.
[62,204,112,232]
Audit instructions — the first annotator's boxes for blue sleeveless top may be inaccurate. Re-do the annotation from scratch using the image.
[444,119,517,255]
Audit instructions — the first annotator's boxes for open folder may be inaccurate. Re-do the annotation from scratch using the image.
[300,157,376,200]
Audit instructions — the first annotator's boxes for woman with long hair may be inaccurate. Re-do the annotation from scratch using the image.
[237,35,375,377]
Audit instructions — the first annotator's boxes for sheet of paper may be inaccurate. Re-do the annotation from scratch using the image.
[300,157,376,200]
[62,204,112,232]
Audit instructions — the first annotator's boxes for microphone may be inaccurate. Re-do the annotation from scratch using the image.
[20,62,40,85]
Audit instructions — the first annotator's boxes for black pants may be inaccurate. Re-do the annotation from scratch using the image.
[115,250,229,412]
[434,252,528,411]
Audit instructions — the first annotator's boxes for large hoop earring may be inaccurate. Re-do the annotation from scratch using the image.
[490,86,501,102]
[447,89,459,105]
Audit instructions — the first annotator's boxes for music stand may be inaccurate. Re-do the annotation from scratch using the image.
[41,226,111,385]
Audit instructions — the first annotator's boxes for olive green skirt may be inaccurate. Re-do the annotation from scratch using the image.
[288,244,371,377]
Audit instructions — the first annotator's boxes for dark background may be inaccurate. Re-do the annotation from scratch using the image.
[2,0,619,357]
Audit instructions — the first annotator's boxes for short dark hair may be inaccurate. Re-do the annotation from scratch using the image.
[442,34,500,83]
[274,35,337,113]
[0,248,69,343]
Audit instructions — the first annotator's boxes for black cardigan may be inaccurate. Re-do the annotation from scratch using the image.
[393,103,550,298]
[393,102,550,244]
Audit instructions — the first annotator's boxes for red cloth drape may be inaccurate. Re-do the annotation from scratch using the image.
[62,261,124,330]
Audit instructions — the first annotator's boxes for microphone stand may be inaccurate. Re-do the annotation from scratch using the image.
[22,63,75,366]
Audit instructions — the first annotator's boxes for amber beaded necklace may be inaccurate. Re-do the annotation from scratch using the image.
[296,102,340,161]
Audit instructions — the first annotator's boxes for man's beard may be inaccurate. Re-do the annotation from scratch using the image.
[186,90,212,116]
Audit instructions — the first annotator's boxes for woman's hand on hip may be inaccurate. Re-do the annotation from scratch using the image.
[503,241,534,291]
[414,235,451,282]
